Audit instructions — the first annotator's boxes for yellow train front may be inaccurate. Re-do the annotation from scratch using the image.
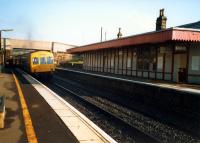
[15,51,55,79]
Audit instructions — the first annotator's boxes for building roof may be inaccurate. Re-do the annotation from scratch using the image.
[177,21,200,29]
[67,27,200,54]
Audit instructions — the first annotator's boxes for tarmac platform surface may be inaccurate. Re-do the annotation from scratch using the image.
[0,66,76,143]
[0,68,27,143]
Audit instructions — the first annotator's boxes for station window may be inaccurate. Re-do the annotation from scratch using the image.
[33,57,39,64]
[40,57,47,64]
[47,57,53,64]
[137,47,156,71]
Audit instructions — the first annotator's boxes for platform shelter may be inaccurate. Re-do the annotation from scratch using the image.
[68,10,200,84]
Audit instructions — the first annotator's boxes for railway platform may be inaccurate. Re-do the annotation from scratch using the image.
[0,67,27,143]
[0,67,77,143]
[0,66,116,143]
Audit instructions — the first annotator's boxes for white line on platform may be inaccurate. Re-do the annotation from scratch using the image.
[56,67,200,95]
[16,69,117,143]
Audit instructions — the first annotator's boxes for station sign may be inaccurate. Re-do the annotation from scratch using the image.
[175,46,186,51]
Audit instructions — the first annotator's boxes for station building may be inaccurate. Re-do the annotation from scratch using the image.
[68,9,200,84]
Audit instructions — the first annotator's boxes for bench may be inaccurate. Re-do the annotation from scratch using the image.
[0,96,5,128]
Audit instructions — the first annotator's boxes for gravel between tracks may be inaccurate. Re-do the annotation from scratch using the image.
[44,74,200,143]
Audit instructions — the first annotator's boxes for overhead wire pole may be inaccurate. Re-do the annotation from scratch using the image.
[51,42,54,53]
[100,27,103,42]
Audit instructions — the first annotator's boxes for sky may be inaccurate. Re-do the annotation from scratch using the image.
[0,0,200,46]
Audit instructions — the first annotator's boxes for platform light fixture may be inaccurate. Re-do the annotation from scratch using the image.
[0,29,13,65]
[0,29,13,50]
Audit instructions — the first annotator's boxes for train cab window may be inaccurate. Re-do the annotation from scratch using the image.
[47,57,53,64]
[33,58,39,64]
[40,57,47,64]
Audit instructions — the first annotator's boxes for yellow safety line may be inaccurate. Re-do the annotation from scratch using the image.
[13,73,38,143]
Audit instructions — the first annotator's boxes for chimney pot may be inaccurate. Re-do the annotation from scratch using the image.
[160,9,164,16]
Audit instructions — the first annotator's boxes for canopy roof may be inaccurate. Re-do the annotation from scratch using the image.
[68,27,200,54]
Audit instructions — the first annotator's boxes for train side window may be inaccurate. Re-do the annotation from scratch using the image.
[40,57,47,64]
[47,57,53,64]
[33,57,39,64]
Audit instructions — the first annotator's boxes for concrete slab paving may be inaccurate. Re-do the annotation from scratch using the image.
[54,109,77,117]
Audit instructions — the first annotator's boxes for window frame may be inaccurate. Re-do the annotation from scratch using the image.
[47,57,54,64]
[40,57,47,64]
[32,57,39,65]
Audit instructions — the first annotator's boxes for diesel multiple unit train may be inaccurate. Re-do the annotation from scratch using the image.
[12,51,55,78]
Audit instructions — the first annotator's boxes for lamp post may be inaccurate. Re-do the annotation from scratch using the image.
[0,29,13,65]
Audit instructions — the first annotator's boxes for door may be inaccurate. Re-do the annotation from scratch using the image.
[173,53,187,82]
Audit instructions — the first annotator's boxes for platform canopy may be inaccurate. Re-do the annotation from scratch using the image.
[67,27,200,54]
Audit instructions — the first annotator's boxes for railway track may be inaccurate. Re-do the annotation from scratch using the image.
[45,79,160,143]
[43,75,199,143]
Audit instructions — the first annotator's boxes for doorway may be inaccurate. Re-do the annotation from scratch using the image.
[174,53,187,82]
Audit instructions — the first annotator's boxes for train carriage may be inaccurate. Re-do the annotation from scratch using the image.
[13,51,55,78]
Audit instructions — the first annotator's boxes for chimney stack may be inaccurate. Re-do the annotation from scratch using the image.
[156,9,167,31]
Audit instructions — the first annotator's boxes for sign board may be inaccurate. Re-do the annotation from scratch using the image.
[175,46,186,51]
[157,56,163,69]
[192,56,200,71]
